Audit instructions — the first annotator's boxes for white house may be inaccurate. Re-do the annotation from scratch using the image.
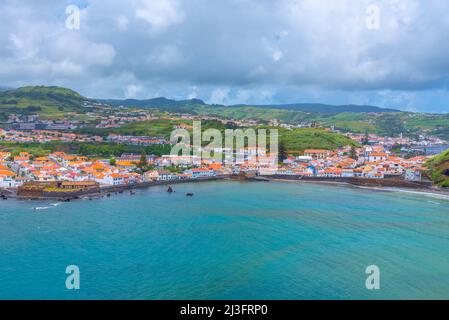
[183,168,215,179]
[157,170,180,181]
[405,169,422,181]
[144,170,159,182]
[367,152,388,162]
[342,169,355,178]
[97,173,126,185]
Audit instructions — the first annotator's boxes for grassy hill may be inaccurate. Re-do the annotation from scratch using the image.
[0,86,89,119]
[99,98,449,139]
[279,128,359,152]
[78,119,358,152]
[426,150,449,187]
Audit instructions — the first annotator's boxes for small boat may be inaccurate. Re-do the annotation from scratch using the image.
[186,193,194,197]
[167,186,174,193]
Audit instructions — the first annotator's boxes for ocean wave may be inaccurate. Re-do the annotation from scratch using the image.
[356,186,449,202]
[33,206,51,211]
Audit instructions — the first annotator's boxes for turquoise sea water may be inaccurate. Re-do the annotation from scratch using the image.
[1,181,449,300]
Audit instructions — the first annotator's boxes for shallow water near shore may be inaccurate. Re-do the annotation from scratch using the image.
[1,180,449,299]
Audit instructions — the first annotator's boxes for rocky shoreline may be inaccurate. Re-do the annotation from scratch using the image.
[2,176,225,201]
[257,175,449,197]
[2,175,449,201]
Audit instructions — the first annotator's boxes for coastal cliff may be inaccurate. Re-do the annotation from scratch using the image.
[426,149,449,187]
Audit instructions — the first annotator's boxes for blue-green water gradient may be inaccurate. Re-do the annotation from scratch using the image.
[1,181,449,299]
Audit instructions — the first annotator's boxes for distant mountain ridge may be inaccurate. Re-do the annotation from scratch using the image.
[0,85,400,114]
[100,97,399,113]
[100,97,206,109]
[231,103,400,113]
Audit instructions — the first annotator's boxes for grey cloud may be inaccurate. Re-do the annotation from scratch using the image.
[1,0,449,111]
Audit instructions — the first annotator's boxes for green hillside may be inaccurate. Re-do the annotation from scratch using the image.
[2,85,449,140]
[426,150,449,187]
[279,128,359,152]
[207,108,449,139]
[0,86,89,119]
[105,99,449,139]
[79,119,358,151]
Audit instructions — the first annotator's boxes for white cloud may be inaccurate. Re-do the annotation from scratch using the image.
[187,86,198,99]
[125,84,143,98]
[210,88,230,105]
[1,0,449,111]
[116,15,129,31]
[147,45,183,66]
[135,0,184,34]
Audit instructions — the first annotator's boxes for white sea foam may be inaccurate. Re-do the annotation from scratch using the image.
[356,186,449,202]
[33,206,51,211]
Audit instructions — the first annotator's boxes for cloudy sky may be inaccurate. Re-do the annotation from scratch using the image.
[1,0,449,112]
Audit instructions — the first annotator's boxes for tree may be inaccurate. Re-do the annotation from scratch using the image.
[278,141,288,163]
[362,132,369,145]
[137,153,148,170]
[350,146,357,160]
[109,158,116,166]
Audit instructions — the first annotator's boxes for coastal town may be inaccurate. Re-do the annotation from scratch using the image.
[0,122,444,199]
[3,1,449,302]
[1,101,448,199]
[0,143,431,186]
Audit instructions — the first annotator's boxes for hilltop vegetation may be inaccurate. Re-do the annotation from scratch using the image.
[101,96,449,139]
[0,141,171,158]
[0,86,89,119]
[426,150,449,187]
[79,119,358,152]
[278,128,359,152]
